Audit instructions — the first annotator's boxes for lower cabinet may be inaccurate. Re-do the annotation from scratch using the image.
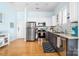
[46,31,78,56]
[67,39,78,56]
[56,38,66,56]
[46,32,57,49]
[46,32,66,56]
[46,32,57,52]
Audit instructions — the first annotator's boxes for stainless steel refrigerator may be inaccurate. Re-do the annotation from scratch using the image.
[26,22,36,41]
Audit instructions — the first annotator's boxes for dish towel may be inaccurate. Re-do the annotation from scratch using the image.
[57,37,61,48]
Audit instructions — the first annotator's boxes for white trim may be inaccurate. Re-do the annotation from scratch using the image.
[24,7,27,41]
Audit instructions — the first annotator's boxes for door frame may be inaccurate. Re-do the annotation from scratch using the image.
[16,21,26,41]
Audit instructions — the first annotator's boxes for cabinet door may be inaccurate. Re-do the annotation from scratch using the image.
[58,38,66,56]
[67,40,78,56]
[45,32,49,40]
[69,2,77,22]
[52,16,57,26]
[62,8,67,24]
[58,11,63,25]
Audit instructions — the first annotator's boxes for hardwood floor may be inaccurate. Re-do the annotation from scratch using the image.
[0,39,59,56]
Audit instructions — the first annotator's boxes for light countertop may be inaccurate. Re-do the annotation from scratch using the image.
[48,31,78,40]
[54,33,78,39]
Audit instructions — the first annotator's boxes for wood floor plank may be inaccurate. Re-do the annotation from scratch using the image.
[0,39,59,56]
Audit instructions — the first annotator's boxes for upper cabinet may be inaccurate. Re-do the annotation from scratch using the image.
[52,15,57,26]
[52,8,68,26]
[62,8,67,24]
[58,10,63,25]
[52,2,77,26]
[69,2,77,22]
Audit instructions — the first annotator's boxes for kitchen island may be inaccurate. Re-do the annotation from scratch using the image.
[45,31,79,56]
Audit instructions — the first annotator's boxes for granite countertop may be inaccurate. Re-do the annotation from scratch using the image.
[48,31,78,40]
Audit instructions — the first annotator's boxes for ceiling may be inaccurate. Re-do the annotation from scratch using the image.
[9,2,59,11]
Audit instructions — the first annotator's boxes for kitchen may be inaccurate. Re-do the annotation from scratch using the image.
[0,2,78,56]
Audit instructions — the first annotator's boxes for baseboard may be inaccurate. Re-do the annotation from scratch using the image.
[26,39,36,42]
[9,39,16,43]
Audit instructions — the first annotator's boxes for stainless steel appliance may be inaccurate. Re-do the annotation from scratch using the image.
[26,22,36,41]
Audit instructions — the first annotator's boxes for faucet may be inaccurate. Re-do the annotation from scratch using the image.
[56,25,64,33]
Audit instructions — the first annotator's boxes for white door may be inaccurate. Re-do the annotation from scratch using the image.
[16,21,25,39]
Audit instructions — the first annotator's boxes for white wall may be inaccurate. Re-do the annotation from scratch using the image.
[27,11,54,26]
[16,8,27,40]
[77,2,79,56]
[0,3,17,41]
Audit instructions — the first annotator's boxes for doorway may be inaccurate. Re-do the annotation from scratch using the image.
[16,21,26,40]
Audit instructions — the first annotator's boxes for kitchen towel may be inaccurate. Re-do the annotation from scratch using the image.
[57,37,61,48]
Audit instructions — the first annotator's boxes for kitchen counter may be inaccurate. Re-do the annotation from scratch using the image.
[46,31,78,56]
[52,32,78,40]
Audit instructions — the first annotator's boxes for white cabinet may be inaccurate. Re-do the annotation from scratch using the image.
[62,8,67,24]
[52,16,57,26]
[58,11,63,25]
[69,2,77,22]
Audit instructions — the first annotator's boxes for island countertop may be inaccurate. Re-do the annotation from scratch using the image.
[48,31,79,39]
